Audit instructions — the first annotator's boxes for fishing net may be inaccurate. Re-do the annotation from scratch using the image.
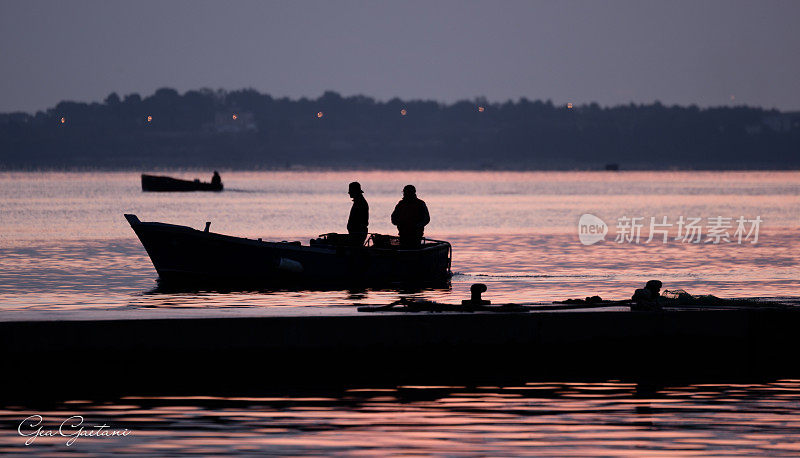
[661,289,775,307]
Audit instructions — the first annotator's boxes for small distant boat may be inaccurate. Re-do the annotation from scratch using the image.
[141,174,223,192]
[124,214,452,286]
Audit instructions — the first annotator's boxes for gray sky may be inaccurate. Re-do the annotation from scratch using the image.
[1,0,799,113]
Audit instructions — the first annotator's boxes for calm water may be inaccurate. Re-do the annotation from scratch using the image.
[3,381,800,456]
[1,170,799,455]
[1,171,798,311]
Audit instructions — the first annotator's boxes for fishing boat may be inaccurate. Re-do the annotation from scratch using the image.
[124,214,452,285]
[141,174,223,192]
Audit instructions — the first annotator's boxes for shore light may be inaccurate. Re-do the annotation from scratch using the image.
[567,102,573,109]
[232,114,238,120]
[400,109,407,116]
[478,106,485,112]
[146,115,152,122]
[317,111,324,118]
[60,117,65,124]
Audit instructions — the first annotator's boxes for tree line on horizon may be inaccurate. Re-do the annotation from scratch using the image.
[1,88,798,170]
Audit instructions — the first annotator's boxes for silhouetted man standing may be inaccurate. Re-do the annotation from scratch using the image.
[391,184,430,248]
[347,182,369,246]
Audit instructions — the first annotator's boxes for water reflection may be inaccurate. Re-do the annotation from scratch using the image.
[1,171,798,311]
[130,280,451,309]
[1,231,798,312]
[2,380,800,455]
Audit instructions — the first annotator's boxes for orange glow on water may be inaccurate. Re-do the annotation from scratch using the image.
[317,111,324,118]
[1,170,796,310]
[2,381,800,455]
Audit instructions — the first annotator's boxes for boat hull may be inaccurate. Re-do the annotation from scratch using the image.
[125,214,452,286]
[141,174,223,192]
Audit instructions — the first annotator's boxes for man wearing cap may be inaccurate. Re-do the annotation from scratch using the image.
[391,184,430,248]
[347,182,369,246]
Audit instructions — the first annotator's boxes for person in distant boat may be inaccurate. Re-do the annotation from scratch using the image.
[347,181,369,246]
[211,171,221,186]
[391,184,430,248]
[631,279,662,311]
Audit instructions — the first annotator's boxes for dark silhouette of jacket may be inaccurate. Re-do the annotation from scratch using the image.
[391,197,430,246]
[347,194,369,235]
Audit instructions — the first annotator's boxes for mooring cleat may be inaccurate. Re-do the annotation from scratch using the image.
[462,283,491,306]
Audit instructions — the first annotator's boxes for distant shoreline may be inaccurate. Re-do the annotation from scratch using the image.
[3,89,799,171]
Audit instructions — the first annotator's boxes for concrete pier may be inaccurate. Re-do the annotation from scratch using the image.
[3,307,800,396]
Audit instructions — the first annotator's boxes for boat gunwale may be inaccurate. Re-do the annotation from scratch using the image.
[129,218,452,254]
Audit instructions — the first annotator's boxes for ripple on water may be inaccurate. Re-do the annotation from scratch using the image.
[2,380,800,455]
